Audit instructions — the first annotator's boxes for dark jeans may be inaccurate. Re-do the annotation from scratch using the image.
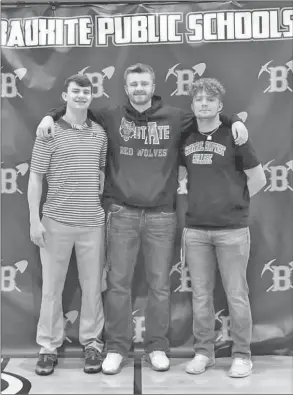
[104,204,177,356]
[184,227,252,359]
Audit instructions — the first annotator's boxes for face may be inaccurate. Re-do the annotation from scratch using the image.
[124,72,155,106]
[191,90,223,119]
[62,81,93,110]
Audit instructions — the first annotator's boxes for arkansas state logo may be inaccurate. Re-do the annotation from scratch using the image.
[119,117,136,142]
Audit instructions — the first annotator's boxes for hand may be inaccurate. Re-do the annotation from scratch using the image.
[232,121,248,146]
[36,116,55,140]
[177,166,188,195]
[30,221,46,248]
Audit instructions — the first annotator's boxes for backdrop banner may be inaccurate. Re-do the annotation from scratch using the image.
[1,1,293,357]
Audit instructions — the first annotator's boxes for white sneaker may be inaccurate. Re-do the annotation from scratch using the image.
[186,354,215,374]
[147,351,170,371]
[229,358,253,378]
[102,352,124,375]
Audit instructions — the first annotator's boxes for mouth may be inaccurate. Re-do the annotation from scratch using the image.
[75,100,87,103]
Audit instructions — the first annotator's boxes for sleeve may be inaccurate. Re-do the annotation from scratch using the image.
[179,145,186,167]
[219,113,242,127]
[46,105,66,121]
[235,138,260,170]
[30,137,53,174]
[180,110,194,133]
[180,110,197,145]
[100,134,108,168]
[46,105,108,128]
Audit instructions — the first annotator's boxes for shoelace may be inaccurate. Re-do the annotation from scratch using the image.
[85,347,99,359]
[40,354,56,362]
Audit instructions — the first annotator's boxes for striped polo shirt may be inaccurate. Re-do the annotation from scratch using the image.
[30,118,107,227]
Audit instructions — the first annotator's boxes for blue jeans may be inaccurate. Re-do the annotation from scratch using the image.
[184,227,252,359]
[104,204,177,356]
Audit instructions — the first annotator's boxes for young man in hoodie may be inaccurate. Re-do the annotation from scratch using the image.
[35,63,249,375]
[180,78,266,378]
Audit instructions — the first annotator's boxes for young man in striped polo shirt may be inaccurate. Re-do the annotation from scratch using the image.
[27,74,107,376]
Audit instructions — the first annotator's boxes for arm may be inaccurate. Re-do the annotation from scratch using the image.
[180,110,248,145]
[244,164,267,197]
[36,106,107,139]
[99,167,105,195]
[220,113,241,127]
[178,127,188,195]
[235,137,266,196]
[27,171,46,247]
[99,136,108,195]
[220,113,248,146]
[28,137,52,246]
[46,105,102,123]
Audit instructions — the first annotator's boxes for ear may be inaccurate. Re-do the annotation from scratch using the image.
[218,101,223,112]
[124,84,128,95]
[190,100,195,112]
[152,83,156,94]
[61,92,67,102]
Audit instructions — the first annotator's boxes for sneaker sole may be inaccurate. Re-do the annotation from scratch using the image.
[228,369,252,378]
[84,365,102,374]
[35,360,58,376]
[186,361,215,375]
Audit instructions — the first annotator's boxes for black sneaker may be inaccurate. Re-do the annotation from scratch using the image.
[35,354,58,376]
[84,347,102,374]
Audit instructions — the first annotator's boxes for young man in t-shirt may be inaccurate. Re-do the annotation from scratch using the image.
[180,78,266,378]
[27,74,107,376]
[34,64,249,375]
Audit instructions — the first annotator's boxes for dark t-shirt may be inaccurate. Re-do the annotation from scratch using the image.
[180,123,260,229]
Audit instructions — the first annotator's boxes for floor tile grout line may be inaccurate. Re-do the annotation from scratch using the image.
[133,356,142,394]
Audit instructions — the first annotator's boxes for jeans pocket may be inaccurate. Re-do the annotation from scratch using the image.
[161,211,176,216]
[109,203,124,214]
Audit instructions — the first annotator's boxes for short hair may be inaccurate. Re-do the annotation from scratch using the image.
[124,63,155,84]
[63,74,93,92]
[189,78,226,100]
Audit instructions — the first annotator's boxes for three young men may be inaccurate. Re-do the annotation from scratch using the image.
[32,64,250,375]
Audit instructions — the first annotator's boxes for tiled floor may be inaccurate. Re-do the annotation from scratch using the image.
[1,355,292,394]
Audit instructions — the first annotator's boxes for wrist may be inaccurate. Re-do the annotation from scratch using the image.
[30,216,41,225]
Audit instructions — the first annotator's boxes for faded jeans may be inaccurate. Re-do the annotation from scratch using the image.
[104,204,177,356]
[184,226,252,359]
